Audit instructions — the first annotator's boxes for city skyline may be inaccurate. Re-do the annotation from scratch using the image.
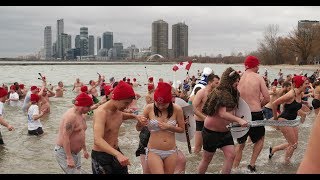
[0,6,320,58]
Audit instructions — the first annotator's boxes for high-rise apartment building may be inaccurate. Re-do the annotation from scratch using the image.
[67,35,72,50]
[172,22,188,58]
[80,27,89,56]
[89,35,94,56]
[152,19,168,58]
[97,36,101,55]
[44,26,52,59]
[56,19,64,58]
[75,35,80,49]
[102,32,113,50]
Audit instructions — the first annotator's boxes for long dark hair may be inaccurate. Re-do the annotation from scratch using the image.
[202,67,240,116]
[154,102,173,118]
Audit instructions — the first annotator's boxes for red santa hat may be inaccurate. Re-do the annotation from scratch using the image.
[30,94,40,102]
[81,86,88,93]
[292,75,307,88]
[74,92,93,107]
[111,81,135,100]
[154,82,172,104]
[244,56,260,70]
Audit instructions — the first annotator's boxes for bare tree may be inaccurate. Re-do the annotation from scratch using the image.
[257,24,283,65]
[287,24,320,65]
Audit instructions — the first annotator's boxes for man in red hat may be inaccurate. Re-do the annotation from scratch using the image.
[0,87,14,145]
[91,80,147,174]
[22,85,40,112]
[233,55,270,172]
[54,92,94,174]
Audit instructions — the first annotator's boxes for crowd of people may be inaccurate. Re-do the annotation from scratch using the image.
[1,56,320,174]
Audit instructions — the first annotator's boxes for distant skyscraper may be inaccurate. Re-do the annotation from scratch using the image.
[114,42,123,59]
[89,35,94,56]
[152,20,168,58]
[44,26,52,59]
[97,36,101,55]
[52,42,56,58]
[80,27,89,56]
[56,19,64,58]
[172,22,188,58]
[102,32,113,50]
[61,33,70,58]
[75,35,80,49]
[67,35,72,49]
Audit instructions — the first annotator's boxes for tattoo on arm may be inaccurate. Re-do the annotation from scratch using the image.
[65,122,73,133]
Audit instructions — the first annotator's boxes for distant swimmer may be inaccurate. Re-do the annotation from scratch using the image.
[72,78,84,94]
[55,81,67,98]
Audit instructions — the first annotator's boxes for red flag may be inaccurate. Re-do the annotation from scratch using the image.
[172,61,193,72]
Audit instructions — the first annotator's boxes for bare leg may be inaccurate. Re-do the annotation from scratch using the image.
[174,150,186,174]
[233,143,245,168]
[249,136,264,167]
[140,155,150,174]
[197,150,214,174]
[221,145,236,174]
[194,131,203,154]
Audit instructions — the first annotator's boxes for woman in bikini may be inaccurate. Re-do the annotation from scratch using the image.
[269,75,309,164]
[137,82,185,174]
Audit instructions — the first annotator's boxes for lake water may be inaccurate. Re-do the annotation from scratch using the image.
[0,62,317,174]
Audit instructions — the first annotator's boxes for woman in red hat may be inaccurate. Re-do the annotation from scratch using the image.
[269,75,309,164]
[137,82,185,174]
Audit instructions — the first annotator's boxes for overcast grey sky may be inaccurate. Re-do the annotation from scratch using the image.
[0,6,319,58]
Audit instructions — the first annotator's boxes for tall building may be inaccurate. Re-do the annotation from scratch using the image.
[61,33,70,58]
[97,36,101,55]
[172,22,188,58]
[56,19,64,58]
[114,42,124,59]
[298,20,319,30]
[152,19,168,58]
[102,32,113,50]
[89,35,94,56]
[75,35,80,49]
[44,26,52,59]
[80,27,89,56]
[67,35,72,50]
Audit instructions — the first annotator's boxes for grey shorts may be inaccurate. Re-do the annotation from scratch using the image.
[54,145,85,174]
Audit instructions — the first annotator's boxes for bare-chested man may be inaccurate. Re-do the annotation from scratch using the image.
[54,92,93,174]
[88,73,102,98]
[55,81,66,97]
[192,73,220,154]
[38,78,55,113]
[91,80,147,174]
[72,78,84,94]
[233,56,270,172]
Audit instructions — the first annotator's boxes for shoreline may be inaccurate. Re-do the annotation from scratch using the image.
[263,64,319,72]
[0,60,319,71]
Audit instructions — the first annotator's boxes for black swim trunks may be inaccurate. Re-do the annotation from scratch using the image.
[312,99,320,109]
[202,127,234,153]
[237,111,265,144]
[195,120,204,131]
[91,148,128,174]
